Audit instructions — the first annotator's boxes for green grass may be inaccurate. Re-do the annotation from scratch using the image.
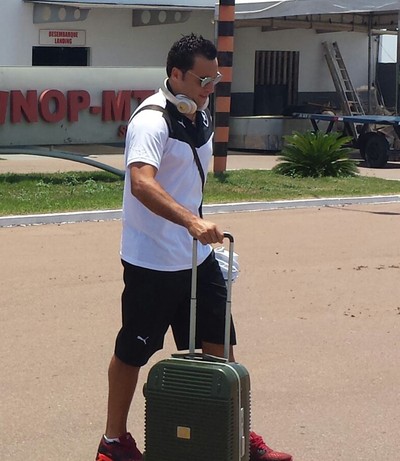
[0,171,123,216]
[1,169,400,216]
[205,170,400,202]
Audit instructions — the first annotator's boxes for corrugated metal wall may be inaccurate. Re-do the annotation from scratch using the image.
[255,50,299,106]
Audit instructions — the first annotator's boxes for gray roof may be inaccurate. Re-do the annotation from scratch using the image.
[25,0,400,19]
[25,0,215,9]
[235,0,400,19]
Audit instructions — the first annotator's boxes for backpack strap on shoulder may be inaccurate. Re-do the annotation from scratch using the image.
[128,103,204,218]
[129,104,172,135]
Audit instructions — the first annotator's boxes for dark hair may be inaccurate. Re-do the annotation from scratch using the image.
[166,33,217,77]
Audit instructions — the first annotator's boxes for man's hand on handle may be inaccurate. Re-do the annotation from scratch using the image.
[187,217,224,245]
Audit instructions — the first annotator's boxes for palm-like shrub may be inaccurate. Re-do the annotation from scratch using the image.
[273,130,358,178]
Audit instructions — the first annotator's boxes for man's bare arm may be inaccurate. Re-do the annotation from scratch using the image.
[130,162,223,245]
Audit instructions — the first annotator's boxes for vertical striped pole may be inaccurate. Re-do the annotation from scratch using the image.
[213,0,235,173]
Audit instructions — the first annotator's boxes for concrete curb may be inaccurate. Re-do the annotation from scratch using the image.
[204,194,400,213]
[1,194,400,227]
[0,209,122,227]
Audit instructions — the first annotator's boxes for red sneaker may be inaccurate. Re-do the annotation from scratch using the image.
[250,431,293,461]
[95,432,143,461]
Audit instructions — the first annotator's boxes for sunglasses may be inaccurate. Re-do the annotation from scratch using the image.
[187,70,223,87]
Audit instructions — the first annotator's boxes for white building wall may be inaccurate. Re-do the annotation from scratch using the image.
[1,0,37,65]
[233,26,375,93]
[0,0,214,67]
[74,9,214,67]
[1,1,376,97]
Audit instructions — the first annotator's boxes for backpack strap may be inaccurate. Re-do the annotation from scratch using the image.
[129,104,172,134]
[129,104,205,218]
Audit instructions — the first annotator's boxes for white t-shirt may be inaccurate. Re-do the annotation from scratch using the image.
[120,89,214,271]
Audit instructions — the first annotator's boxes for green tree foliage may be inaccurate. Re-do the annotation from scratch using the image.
[273,130,358,178]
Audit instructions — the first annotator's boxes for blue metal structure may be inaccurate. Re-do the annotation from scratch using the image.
[294,112,400,168]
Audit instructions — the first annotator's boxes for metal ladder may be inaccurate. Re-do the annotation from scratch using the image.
[322,41,365,138]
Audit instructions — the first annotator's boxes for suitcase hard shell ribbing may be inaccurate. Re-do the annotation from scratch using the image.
[144,233,251,461]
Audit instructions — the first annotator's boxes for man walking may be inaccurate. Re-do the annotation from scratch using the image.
[95,33,293,461]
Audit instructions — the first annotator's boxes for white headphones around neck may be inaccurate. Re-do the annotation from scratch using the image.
[161,78,208,115]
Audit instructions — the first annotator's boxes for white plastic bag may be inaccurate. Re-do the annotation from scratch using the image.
[214,246,240,282]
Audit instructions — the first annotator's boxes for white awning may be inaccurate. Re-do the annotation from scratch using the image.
[25,0,215,9]
[234,0,400,32]
[25,0,400,14]
[25,0,400,26]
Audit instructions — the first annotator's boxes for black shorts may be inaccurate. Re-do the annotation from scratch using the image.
[114,252,237,367]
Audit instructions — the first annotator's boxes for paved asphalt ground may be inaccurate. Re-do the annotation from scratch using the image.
[1,149,400,461]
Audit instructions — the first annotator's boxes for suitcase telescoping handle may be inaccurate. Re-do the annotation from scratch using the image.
[189,232,235,360]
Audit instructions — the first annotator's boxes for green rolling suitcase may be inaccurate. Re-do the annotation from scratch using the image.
[144,233,250,461]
